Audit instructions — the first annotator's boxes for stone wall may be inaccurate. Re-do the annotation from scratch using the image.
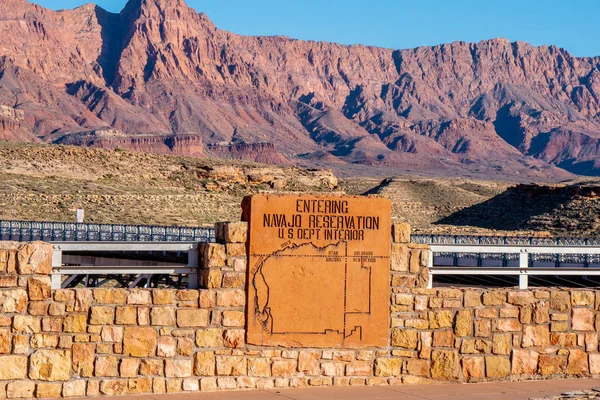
[0,225,600,398]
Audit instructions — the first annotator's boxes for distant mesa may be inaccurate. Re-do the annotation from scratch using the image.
[0,0,599,179]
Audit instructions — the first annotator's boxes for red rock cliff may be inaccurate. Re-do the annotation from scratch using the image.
[0,0,599,178]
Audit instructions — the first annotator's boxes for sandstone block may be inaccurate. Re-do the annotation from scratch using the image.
[589,353,600,374]
[177,309,209,327]
[202,270,222,289]
[566,349,589,374]
[0,355,27,379]
[392,223,411,243]
[475,320,491,338]
[374,358,402,377]
[462,356,484,381]
[298,350,320,375]
[140,359,164,376]
[0,274,17,288]
[29,349,71,381]
[221,310,245,327]
[432,330,454,347]
[27,301,47,316]
[533,303,550,324]
[550,291,570,311]
[404,359,428,376]
[28,276,51,300]
[507,291,535,306]
[224,329,244,348]
[216,356,247,376]
[150,306,176,326]
[60,314,84,334]
[475,308,498,319]
[93,288,127,304]
[157,336,177,357]
[115,306,137,325]
[68,290,88,314]
[127,289,151,305]
[89,306,115,325]
[201,244,227,268]
[0,288,27,313]
[182,378,200,392]
[538,355,567,375]
[219,221,249,243]
[72,343,95,377]
[419,332,432,360]
[572,308,594,331]
[431,350,459,381]
[100,379,128,396]
[13,315,41,333]
[128,377,153,394]
[522,325,550,347]
[222,272,245,288]
[199,290,216,308]
[511,349,538,375]
[95,356,119,377]
[120,358,140,378]
[230,258,247,272]
[0,329,9,353]
[196,328,224,348]
[272,359,297,377]
[464,291,482,307]
[454,310,473,337]
[194,351,216,376]
[247,359,271,378]
[461,339,492,354]
[16,242,52,275]
[166,359,193,378]
[6,381,35,399]
[390,244,409,272]
[572,291,595,306]
[87,380,100,397]
[391,328,418,349]
[12,334,29,353]
[178,337,194,356]
[36,383,62,398]
[346,362,372,376]
[485,356,510,378]
[200,377,218,391]
[226,243,246,257]
[101,326,123,343]
[216,289,245,307]
[586,333,598,352]
[492,334,512,355]
[482,291,506,306]
[123,327,157,357]
[429,310,454,329]
[494,318,520,332]
[152,289,176,305]
[62,380,86,397]
[30,333,58,348]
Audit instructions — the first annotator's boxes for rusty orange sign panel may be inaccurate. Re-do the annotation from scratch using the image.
[242,194,391,348]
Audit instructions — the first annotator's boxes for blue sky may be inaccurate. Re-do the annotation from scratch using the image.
[34,0,600,57]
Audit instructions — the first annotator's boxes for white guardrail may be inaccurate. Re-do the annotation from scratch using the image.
[428,244,600,289]
[51,242,199,289]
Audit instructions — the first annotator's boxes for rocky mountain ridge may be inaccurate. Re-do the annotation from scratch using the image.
[0,0,599,178]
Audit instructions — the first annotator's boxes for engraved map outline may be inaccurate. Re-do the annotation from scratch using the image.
[250,241,389,343]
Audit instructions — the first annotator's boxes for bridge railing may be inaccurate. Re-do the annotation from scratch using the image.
[0,220,215,243]
[426,242,600,289]
[51,241,200,290]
